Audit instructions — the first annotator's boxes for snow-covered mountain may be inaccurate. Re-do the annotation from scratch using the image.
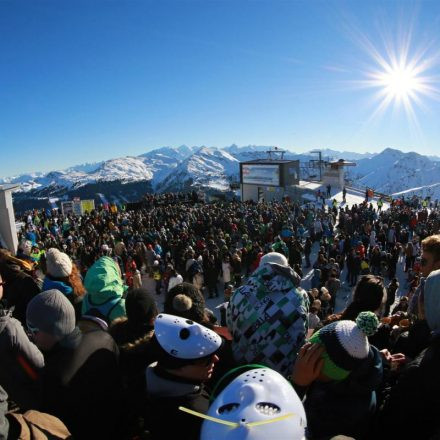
[1,157,154,192]
[156,147,239,192]
[3,145,440,213]
[139,145,199,187]
[0,145,198,193]
[347,148,440,199]
[315,149,376,161]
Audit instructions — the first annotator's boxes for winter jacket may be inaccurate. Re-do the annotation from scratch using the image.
[302,346,383,440]
[141,273,157,295]
[0,261,41,326]
[0,386,9,440]
[145,364,210,440]
[167,274,183,292]
[145,249,156,267]
[110,320,157,427]
[42,277,73,296]
[41,327,125,440]
[203,260,220,288]
[82,256,127,323]
[375,332,440,439]
[227,262,308,377]
[311,269,321,289]
[42,276,83,321]
[0,304,44,410]
[326,277,341,298]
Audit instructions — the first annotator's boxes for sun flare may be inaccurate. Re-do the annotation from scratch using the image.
[377,63,420,101]
[356,37,440,131]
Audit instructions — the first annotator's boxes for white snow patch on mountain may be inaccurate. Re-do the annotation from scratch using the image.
[91,157,153,182]
[347,148,440,200]
[156,147,239,192]
[2,145,440,199]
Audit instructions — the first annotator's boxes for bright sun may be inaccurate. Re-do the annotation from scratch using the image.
[378,63,420,101]
[359,44,439,128]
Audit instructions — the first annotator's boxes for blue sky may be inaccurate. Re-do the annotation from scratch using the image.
[1,0,440,177]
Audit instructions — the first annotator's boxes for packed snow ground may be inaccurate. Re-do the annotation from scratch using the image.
[303,186,390,212]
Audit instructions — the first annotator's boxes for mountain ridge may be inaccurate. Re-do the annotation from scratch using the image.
[2,145,440,212]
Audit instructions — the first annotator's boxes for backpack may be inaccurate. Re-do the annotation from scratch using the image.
[7,410,72,439]
[82,295,121,323]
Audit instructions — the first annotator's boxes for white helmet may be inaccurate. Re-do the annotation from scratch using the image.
[200,367,306,440]
[259,252,288,267]
[154,313,222,359]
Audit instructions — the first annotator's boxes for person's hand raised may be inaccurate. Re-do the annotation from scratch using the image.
[292,342,324,387]
[380,349,406,370]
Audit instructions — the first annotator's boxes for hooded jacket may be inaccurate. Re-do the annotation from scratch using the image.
[375,333,440,439]
[145,363,209,440]
[374,270,440,439]
[226,262,308,377]
[42,277,73,297]
[303,346,383,440]
[0,260,41,326]
[0,304,44,409]
[82,257,127,323]
[41,327,124,439]
[311,269,321,289]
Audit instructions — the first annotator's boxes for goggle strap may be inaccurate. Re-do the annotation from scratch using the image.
[178,406,239,427]
[178,406,295,428]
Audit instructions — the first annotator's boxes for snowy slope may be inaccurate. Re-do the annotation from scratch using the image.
[2,145,440,200]
[140,145,198,188]
[0,157,154,192]
[156,147,239,192]
[0,145,198,193]
[91,157,154,182]
[347,148,440,199]
[65,161,102,173]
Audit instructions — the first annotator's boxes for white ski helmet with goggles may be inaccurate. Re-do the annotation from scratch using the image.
[154,313,222,359]
[200,367,306,440]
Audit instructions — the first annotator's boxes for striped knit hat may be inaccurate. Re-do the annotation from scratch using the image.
[309,311,379,381]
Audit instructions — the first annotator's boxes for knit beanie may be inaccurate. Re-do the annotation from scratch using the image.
[309,311,379,381]
[46,248,73,278]
[164,282,206,323]
[125,288,158,331]
[26,289,76,339]
[259,252,288,267]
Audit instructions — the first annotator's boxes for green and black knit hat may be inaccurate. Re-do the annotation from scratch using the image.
[309,311,379,381]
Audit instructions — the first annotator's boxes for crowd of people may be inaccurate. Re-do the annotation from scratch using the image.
[0,190,439,439]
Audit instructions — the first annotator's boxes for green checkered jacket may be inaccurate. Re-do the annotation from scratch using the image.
[226,263,309,377]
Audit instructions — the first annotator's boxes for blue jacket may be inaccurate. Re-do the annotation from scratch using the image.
[42,277,73,297]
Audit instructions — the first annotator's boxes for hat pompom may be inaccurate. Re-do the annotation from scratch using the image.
[173,294,193,312]
[356,311,379,336]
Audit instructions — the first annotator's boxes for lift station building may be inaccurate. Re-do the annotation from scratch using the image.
[240,159,300,202]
